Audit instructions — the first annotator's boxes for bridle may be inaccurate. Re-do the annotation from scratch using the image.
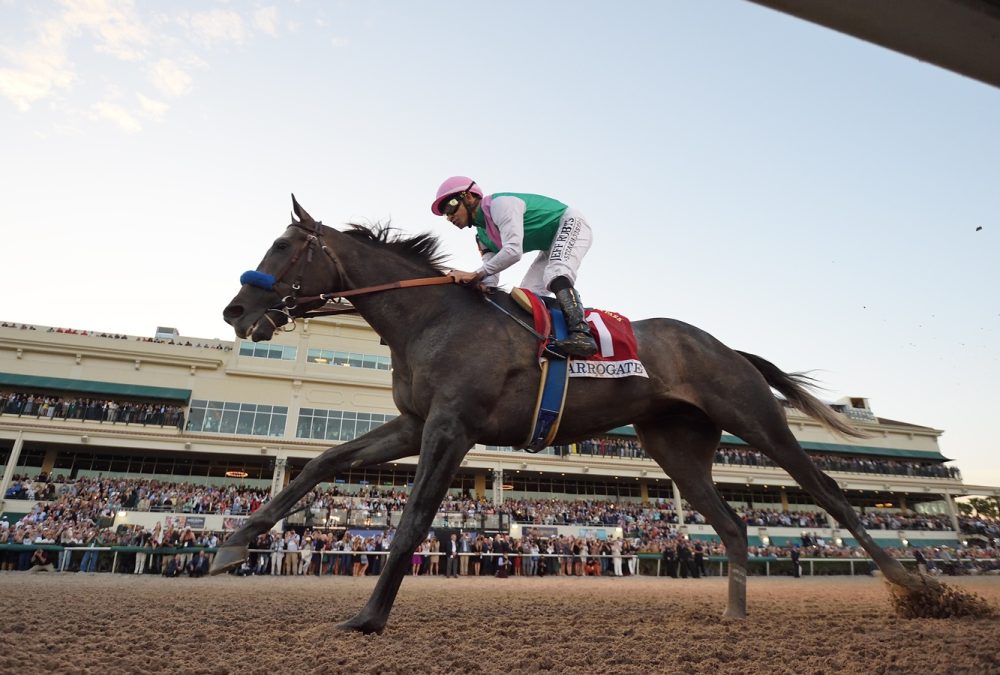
[240,220,459,333]
[270,221,341,321]
[237,220,338,333]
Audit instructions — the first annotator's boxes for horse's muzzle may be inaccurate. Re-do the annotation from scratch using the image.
[222,301,245,326]
[222,302,256,340]
[224,284,284,339]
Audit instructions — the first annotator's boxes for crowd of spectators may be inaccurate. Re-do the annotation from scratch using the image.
[575,435,961,479]
[5,475,270,517]
[232,528,1000,579]
[1,391,186,428]
[0,321,231,350]
[858,511,952,530]
[0,515,221,575]
[577,436,646,459]
[3,473,972,537]
[737,508,827,529]
[222,529,647,579]
[736,507,948,531]
[5,473,991,579]
[243,529,387,577]
[6,510,997,578]
[960,515,1000,538]
[714,446,961,479]
[647,532,1000,578]
[813,454,959,479]
[0,374,963,482]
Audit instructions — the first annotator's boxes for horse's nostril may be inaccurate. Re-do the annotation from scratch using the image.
[223,304,244,323]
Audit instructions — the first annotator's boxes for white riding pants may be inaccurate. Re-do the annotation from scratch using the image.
[519,208,592,296]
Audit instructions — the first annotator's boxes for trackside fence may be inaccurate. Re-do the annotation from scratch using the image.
[4,545,995,577]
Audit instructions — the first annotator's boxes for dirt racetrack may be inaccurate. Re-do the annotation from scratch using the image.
[1,572,998,674]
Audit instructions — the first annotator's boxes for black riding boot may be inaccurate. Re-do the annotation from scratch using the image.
[553,287,598,358]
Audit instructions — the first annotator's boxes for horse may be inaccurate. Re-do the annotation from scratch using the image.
[213,195,991,632]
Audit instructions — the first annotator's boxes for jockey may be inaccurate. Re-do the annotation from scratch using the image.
[431,176,598,358]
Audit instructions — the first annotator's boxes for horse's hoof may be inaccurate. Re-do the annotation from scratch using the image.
[888,575,996,618]
[721,608,747,620]
[888,570,926,593]
[336,614,385,635]
[209,545,247,576]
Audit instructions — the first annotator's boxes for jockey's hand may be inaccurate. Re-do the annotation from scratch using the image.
[448,270,483,286]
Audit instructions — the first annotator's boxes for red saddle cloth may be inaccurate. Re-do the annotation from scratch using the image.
[513,288,647,379]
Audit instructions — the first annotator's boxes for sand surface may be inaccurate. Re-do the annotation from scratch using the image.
[1,572,998,674]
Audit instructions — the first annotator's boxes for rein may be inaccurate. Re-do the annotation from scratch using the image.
[294,275,460,309]
[271,275,461,326]
[481,295,541,338]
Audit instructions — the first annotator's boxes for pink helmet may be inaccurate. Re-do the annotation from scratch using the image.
[431,176,483,215]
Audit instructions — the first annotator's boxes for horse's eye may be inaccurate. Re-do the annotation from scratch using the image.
[274,241,289,251]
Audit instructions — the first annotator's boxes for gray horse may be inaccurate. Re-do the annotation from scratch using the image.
[213,196,989,632]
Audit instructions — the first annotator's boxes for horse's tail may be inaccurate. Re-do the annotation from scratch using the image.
[735,351,868,439]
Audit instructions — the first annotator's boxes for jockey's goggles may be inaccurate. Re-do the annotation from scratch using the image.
[441,181,477,217]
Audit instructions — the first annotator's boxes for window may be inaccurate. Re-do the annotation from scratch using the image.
[239,341,297,361]
[187,400,287,437]
[307,349,391,371]
[296,407,396,442]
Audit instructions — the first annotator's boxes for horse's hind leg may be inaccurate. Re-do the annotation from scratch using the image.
[635,415,750,619]
[210,414,423,575]
[733,417,915,589]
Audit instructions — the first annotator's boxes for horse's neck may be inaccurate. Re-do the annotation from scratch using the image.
[351,284,466,349]
[337,251,460,346]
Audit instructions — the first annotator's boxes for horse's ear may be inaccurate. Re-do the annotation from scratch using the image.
[291,193,316,223]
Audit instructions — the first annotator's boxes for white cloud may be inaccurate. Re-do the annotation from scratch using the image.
[0,3,309,128]
[186,9,248,46]
[253,7,279,36]
[60,0,150,61]
[91,100,141,132]
[149,58,192,97]
[0,44,74,111]
[0,4,79,111]
[137,92,167,120]
[0,0,148,111]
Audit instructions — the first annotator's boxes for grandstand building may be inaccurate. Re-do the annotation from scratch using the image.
[2,316,998,549]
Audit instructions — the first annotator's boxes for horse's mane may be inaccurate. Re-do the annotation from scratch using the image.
[342,223,449,273]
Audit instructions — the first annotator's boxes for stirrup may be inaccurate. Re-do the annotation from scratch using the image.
[553,331,598,358]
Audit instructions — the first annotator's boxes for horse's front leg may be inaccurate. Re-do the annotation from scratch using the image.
[338,413,472,634]
[209,414,423,575]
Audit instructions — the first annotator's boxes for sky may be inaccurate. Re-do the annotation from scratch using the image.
[1,1,997,486]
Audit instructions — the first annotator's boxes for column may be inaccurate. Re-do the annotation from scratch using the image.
[270,456,288,497]
[0,431,25,513]
[287,380,303,447]
[639,479,649,504]
[474,471,487,500]
[41,447,58,476]
[672,480,684,524]
[780,488,789,512]
[942,493,960,533]
[898,494,908,512]
[492,467,504,506]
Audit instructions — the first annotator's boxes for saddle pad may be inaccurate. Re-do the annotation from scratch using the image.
[511,288,648,379]
[569,308,647,379]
